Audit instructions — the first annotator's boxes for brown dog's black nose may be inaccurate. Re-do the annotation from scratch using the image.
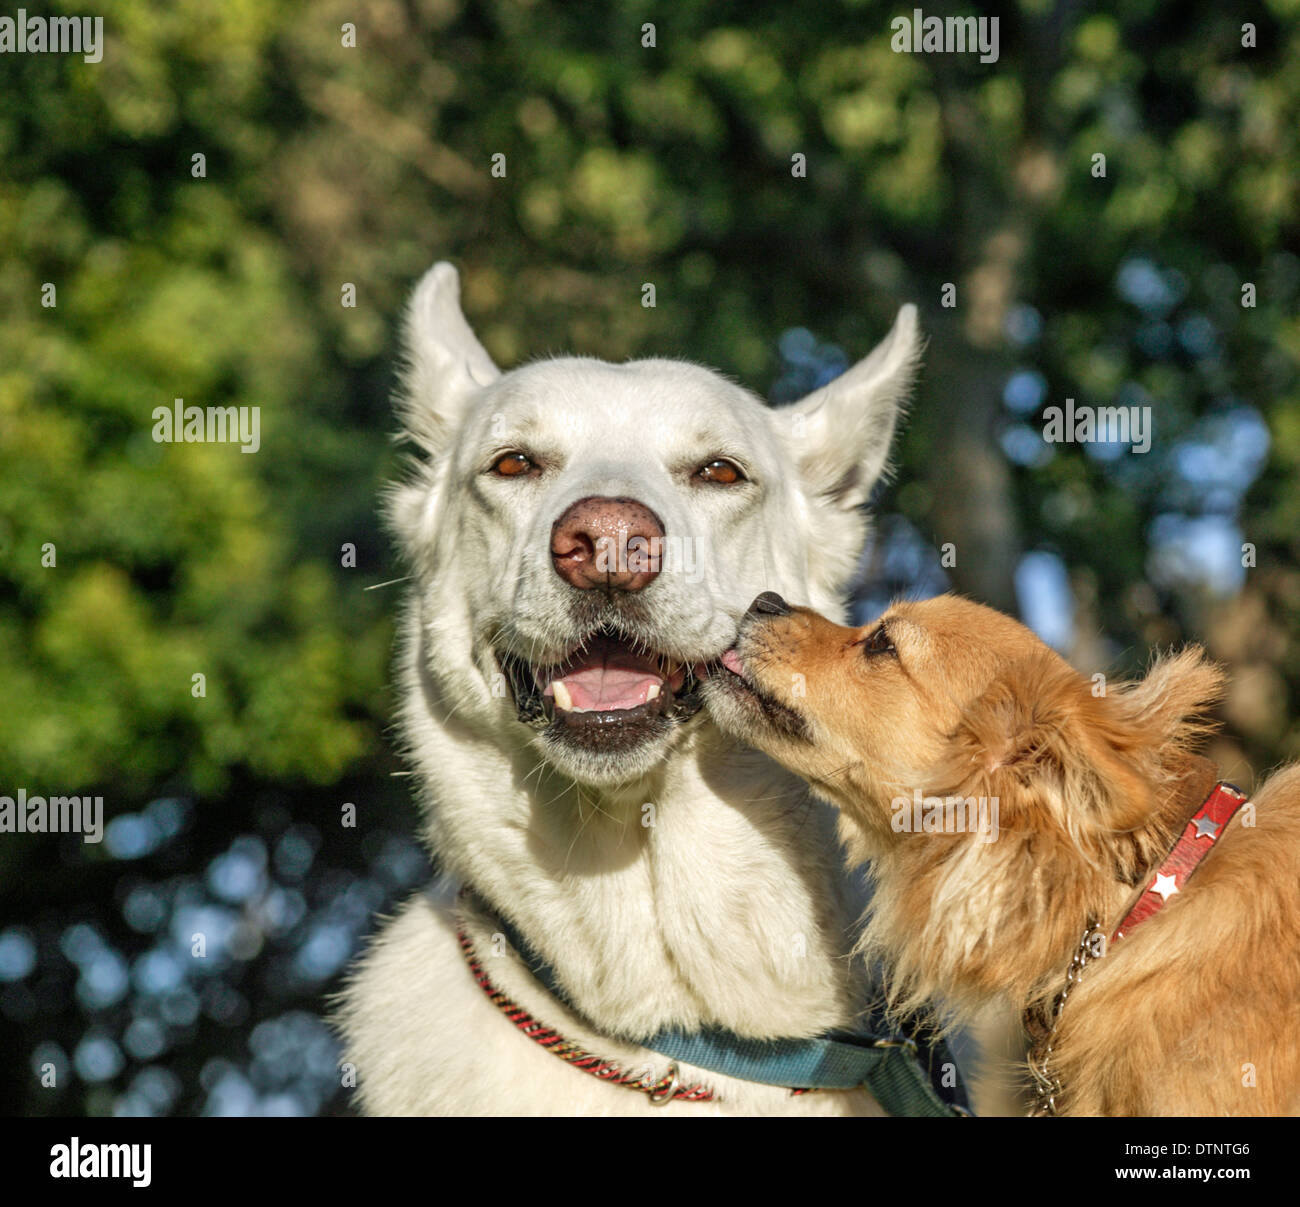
[747,592,790,617]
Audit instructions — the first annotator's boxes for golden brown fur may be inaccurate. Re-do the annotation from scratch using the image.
[706,593,1300,1116]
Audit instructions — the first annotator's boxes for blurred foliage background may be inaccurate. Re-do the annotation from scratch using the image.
[1,0,1297,1115]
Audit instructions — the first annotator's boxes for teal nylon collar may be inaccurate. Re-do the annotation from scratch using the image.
[636,1024,967,1116]
[471,894,971,1117]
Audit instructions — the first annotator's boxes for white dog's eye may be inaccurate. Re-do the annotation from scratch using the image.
[694,458,746,486]
[489,451,538,478]
[861,625,895,657]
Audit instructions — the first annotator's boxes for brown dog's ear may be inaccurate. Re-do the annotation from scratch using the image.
[1107,646,1225,748]
[948,648,1115,803]
[947,645,1224,832]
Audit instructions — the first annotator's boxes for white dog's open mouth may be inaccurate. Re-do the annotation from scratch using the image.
[498,628,713,750]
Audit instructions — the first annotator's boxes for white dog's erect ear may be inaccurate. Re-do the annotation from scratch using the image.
[788,304,921,508]
[398,262,501,453]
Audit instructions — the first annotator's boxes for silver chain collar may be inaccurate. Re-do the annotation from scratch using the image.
[1028,918,1105,1117]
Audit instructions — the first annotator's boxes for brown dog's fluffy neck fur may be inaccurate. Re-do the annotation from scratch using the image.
[857,645,1226,1027]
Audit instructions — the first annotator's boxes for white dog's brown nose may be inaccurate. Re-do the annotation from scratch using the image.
[551,496,664,591]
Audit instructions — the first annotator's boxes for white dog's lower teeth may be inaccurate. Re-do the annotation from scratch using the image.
[552,681,574,711]
[646,684,661,702]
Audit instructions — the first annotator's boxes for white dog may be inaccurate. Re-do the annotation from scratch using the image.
[337,262,925,1115]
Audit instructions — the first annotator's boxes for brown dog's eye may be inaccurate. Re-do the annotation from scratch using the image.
[490,452,537,478]
[695,459,746,485]
[861,625,895,657]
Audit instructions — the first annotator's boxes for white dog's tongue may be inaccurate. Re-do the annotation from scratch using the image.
[543,639,664,712]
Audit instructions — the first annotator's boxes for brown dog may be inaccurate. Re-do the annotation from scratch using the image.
[706,591,1300,1116]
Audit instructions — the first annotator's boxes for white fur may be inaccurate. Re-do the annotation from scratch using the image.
[337,262,921,1115]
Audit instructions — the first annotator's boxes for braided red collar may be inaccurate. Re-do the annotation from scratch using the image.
[1111,780,1248,944]
[456,927,718,1104]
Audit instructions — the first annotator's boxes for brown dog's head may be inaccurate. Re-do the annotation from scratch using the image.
[706,591,1227,1014]
[707,591,1224,868]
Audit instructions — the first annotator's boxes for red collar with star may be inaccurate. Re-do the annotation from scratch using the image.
[1110,781,1249,944]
